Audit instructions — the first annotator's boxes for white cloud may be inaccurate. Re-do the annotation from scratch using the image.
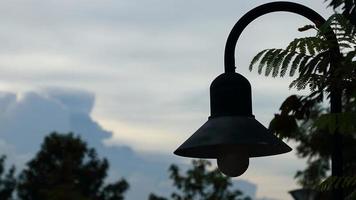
[101,119,185,153]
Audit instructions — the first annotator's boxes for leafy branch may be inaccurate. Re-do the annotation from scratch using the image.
[250,12,356,196]
[249,14,355,95]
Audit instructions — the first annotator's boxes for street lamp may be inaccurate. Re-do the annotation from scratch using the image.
[174,2,342,198]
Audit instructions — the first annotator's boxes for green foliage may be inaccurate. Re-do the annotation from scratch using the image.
[268,96,356,180]
[319,14,356,44]
[249,5,356,196]
[149,160,251,200]
[250,14,355,102]
[326,0,356,25]
[0,156,16,200]
[251,12,356,139]
[17,132,129,200]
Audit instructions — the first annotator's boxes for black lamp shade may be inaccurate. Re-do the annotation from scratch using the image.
[174,72,292,158]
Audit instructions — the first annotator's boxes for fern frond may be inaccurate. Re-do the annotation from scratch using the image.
[280,52,296,77]
[290,54,305,76]
[286,37,329,56]
[318,14,356,49]
[289,51,330,91]
[315,52,330,74]
[258,49,277,74]
[265,49,283,76]
[306,38,316,55]
[298,38,307,54]
[249,49,268,71]
[298,56,311,75]
[272,50,289,77]
[333,13,356,36]
[289,75,310,90]
[338,42,352,49]
[337,33,356,44]
[308,74,325,92]
[313,37,328,52]
[318,14,339,38]
[287,39,300,52]
[299,52,326,76]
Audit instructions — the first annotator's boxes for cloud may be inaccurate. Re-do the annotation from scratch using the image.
[102,119,184,153]
[44,87,94,113]
[0,88,184,199]
[0,91,71,152]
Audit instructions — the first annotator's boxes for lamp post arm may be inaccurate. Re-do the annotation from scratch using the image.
[224,1,329,73]
[224,2,344,199]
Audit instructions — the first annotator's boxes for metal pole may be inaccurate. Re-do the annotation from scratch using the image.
[330,66,343,200]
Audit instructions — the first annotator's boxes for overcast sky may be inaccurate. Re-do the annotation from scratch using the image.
[0,0,335,199]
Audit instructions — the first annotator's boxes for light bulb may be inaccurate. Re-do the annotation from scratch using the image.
[217,153,249,177]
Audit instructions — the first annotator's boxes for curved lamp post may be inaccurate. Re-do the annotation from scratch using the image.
[174,1,342,199]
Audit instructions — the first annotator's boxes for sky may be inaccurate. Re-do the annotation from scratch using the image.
[0,0,335,199]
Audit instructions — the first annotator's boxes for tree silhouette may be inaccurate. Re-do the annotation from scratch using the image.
[249,0,356,198]
[0,156,16,200]
[148,160,251,200]
[17,132,129,200]
[270,102,356,199]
